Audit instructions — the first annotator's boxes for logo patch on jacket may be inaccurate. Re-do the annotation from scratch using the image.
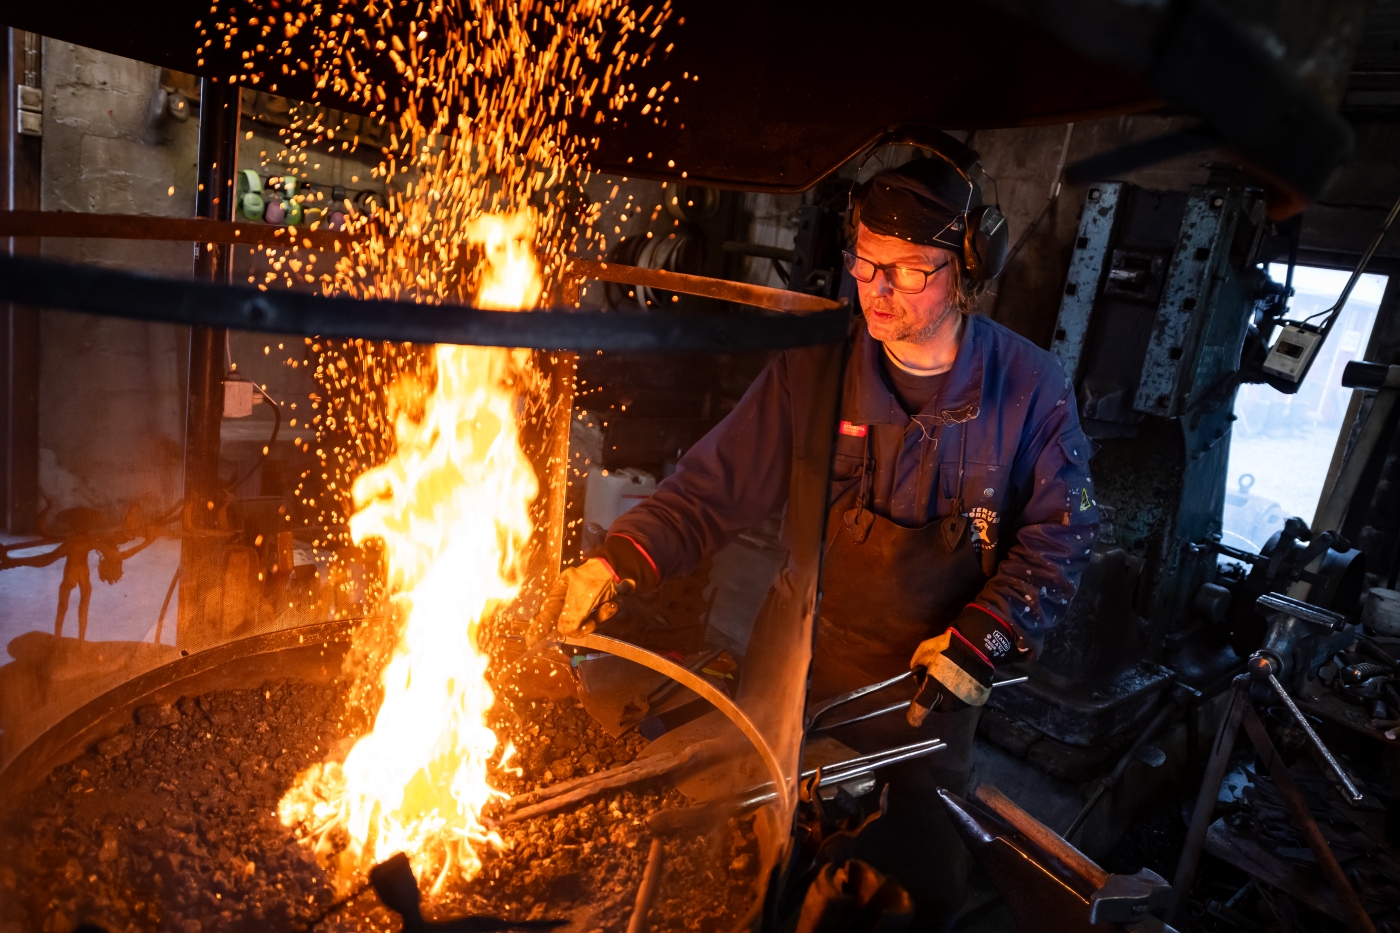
[968,507,999,548]
[839,421,868,437]
[1080,488,1095,511]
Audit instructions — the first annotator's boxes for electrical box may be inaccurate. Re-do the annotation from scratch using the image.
[1262,323,1324,383]
[17,86,42,137]
[223,378,255,418]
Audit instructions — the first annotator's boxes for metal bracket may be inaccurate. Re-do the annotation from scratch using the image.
[1050,182,1123,383]
[1133,186,1242,417]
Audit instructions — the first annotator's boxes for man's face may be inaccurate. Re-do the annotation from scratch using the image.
[854,223,959,345]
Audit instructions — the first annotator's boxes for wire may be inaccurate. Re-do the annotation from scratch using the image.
[227,382,282,493]
[1005,123,1076,267]
[1295,191,1400,328]
[224,333,284,493]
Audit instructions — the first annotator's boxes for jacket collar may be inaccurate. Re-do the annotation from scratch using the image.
[845,315,985,427]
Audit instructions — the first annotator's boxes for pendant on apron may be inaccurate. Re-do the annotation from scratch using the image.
[843,506,875,543]
[940,499,967,551]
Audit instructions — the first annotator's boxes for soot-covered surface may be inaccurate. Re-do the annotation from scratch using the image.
[0,683,759,933]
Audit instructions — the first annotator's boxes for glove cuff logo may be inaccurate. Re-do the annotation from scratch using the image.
[984,629,1012,658]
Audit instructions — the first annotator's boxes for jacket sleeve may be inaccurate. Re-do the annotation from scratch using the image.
[605,354,794,581]
[973,385,1099,656]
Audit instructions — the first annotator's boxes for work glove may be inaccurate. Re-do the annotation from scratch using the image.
[907,605,1017,725]
[527,535,658,643]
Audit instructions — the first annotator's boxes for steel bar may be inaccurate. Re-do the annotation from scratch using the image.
[500,738,726,824]
[806,673,1028,731]
[1256,593,1346,631]
[626,838,665,933]
[1240,704,1378,933]
[805,672,915,728]
[711,737,952,813]
[568,258,844,314]
[0,209,355,252]
[0,252,851,353]
[565,633,791,812]
[814,740,948,787]
[807,700,909,734]
[1167,674,1249,925]
[1266,672,1364,802]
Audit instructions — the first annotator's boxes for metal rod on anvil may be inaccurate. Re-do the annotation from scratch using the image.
[567,258,847,315]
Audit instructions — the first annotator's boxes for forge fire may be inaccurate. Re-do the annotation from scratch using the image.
[6,0,1400,932]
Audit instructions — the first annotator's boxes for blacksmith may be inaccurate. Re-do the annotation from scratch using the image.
[539,148,1099,930]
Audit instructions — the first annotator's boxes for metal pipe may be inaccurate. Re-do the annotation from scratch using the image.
[1167,675,1249,925]
[1266,671,1364,802]
[178,77,241,646]
[568,258,844,314]
[1241,705,1377,933]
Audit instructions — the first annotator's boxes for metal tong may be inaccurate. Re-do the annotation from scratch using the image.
[805,670,1029,733]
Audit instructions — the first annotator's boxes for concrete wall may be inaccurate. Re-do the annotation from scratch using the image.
[38,41,197,522]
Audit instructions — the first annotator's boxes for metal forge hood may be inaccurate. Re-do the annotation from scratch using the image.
[0,0,1156,192]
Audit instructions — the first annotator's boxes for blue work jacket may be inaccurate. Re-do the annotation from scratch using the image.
[608,313,1100,654]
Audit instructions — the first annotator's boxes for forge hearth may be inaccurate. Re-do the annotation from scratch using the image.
[0,676,762,933]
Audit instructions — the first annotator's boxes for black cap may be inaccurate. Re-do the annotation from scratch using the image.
[854,157,980,252]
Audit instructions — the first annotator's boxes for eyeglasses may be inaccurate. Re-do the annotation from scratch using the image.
[842,250,950,295]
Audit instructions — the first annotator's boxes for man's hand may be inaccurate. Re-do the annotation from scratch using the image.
[907,627,995,725]
[528,558,624,645]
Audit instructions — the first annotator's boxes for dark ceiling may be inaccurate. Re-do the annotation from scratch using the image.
[0,0,1158,191]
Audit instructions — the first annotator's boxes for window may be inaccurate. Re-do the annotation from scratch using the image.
[1222,265,1388,552]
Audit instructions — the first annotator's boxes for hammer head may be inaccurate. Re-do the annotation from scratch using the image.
[1087,868,1172,925]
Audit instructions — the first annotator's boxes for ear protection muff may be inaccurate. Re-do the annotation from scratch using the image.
[964,204,1009,281]
[238,170,265,222]
[848,125,1010,282]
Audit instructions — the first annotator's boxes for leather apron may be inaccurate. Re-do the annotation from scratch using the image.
[810,428,987,702]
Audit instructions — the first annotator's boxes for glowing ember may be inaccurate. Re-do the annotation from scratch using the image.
[278,214,541,887]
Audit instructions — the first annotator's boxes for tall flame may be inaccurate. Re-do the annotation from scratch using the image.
[279,212,542,887]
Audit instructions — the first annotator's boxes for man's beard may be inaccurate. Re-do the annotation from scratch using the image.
[867,296,959,343]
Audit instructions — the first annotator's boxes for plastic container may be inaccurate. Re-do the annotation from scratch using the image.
[583,468,657,530]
